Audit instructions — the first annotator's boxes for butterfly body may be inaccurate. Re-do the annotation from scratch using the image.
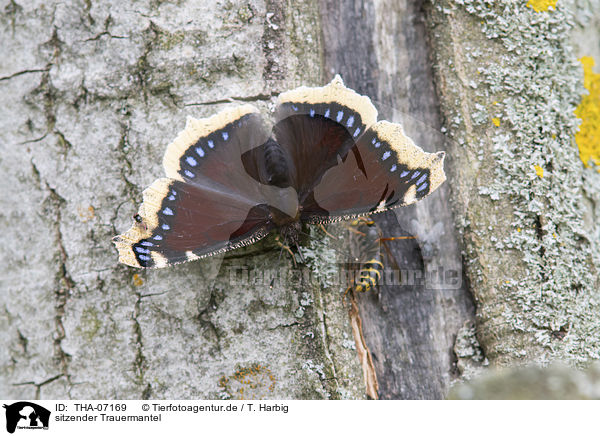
[113,76,446,268]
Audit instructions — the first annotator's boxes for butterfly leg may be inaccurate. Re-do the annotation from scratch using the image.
[317,223,336,239]
[275,235,297,268]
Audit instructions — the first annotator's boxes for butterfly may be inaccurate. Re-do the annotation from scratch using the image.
[113,75,446,268]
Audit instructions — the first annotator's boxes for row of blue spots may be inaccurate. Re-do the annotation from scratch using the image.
[410,171,429,192]
[183,131,230,179]
[371,137,381,148]
[289,104,363,138]
[396,165,429,192]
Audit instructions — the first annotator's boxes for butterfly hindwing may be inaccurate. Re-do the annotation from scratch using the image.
[113,178,276,268]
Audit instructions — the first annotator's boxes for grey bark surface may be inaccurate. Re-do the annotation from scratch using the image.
[0,0,364,399]
[319,0,475,399]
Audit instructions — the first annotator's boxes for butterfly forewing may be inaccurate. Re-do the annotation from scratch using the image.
[115,106,285,268]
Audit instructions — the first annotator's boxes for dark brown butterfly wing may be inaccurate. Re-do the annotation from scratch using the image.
[271,76,378,201]
[303,121,446,223]
[113,178,275,267]
[114,106,294,268]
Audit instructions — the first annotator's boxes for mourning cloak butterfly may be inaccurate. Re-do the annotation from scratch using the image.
[113,76,446,268]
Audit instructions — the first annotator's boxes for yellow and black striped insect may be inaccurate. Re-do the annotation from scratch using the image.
[345,217,414,294]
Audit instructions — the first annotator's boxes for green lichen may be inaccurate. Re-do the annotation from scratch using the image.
[437,0,600,365]
[298,225,340,289]
[283,0,323,86]
[77,307,101,341]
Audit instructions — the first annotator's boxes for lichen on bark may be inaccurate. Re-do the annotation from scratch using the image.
[427,0,600,367]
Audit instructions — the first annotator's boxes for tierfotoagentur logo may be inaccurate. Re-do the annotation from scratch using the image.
[3,402,50,434]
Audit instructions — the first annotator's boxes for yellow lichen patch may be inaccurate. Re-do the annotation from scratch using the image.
[219,364,276,400]
[492,117,501,127]
[534,165,544,178]
[132,273,144,287]
[526,0,557,12]
[77,205,95,222]
[575,57,600,169]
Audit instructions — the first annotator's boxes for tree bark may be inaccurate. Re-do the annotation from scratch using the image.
[2,0,599,401]
[319,0,475,399]
[0,0,364,400]
[425,0,600,368]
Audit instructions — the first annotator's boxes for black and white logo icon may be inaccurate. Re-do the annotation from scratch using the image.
[3,402,50,434]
